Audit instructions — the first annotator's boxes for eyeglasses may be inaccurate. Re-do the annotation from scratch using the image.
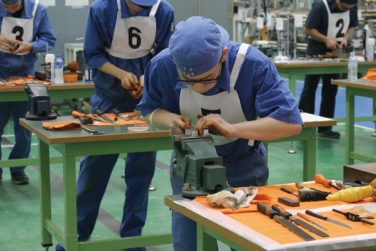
[340,2,355,11]
[137,4,152,10]
[177,58,222,85]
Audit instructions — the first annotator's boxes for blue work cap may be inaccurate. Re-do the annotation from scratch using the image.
[1,0,19,3]
[130,0,157,7]
[340,0,357,3]
[169,16,229,77]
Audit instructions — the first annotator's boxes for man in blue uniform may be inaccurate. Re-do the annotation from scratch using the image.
[298,0,358,138]
[0,0,56,184]
[137,16,303,251]
[55,0,174,251]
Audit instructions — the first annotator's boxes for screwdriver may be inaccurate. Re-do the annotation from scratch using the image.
[297,212,327,230]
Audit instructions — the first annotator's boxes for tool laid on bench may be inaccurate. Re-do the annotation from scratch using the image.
[272,204,329,237]
[257,202,316,241]
[96,109,114,124]
[306,210,352,229]
[332,209,374,225]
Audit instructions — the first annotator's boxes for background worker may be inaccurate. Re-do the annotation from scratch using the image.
[298,0,358,138]
[137,16,303,251]
[0,0,56,184]
[55,0,174,251]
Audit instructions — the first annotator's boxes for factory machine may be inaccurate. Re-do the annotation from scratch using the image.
[172,130,234,198]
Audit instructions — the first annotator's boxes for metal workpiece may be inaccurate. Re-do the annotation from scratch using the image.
[172,131,232,198]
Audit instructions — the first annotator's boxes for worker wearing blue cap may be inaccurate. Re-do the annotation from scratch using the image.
[137,16,303,251]
[55,1,174,251]
[298,0,358,138]
[0,0,56,184]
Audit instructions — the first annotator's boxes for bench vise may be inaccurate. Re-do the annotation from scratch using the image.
[172,130,233,198]
[24,83,57,120]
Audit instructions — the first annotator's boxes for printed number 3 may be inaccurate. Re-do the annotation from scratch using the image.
[12,26,24,41]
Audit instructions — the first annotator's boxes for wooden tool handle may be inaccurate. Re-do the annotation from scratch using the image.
[314,174,332,188]
[71,110,84,118]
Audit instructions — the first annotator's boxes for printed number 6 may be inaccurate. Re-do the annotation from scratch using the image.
[128,27,141,49]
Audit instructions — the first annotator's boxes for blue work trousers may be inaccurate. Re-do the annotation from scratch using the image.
[170,144,269,251]
[298,73,339,132]
[75,93,157,251]
[0,101,31,175]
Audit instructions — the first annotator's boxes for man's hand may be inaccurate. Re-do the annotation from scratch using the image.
[169,116,192,135]
[325,38,338,50]
[129,75,144,99]
[0,35,17,52]
[196,114,233,136]
[340,38,348,48]
[119,71,143,98]
[11,40,32,54]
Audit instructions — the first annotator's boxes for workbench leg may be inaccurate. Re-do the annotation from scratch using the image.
[345,89,355,165]
[197,224,217,251]
[303,128,316,181]
[289,73,297,97]
[63,146,79,251]
[39,139,53,248]
[372,97,376,137]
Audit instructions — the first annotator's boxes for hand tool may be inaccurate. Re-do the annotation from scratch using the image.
[332,209,374,225]
[72,110,109,123]
[295,182,331,201]
[96,109,114,124]
[297,212,327,230]
[257,202,315,241]
[272,204,329,237]
[306,210,352,229]
[232,187,256,211]
[278,197,300,207]
[82,126,104,135]
[314,174,342,190]
[92,114,107,123]
[280,187,299,197]
[113,109,129,121]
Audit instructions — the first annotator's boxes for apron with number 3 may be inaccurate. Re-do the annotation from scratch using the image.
[0,0,38,55]
[105,0,160,59]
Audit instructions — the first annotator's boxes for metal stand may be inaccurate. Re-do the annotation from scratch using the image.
[288,141,296,154]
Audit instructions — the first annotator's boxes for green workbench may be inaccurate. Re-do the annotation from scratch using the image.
[275,60,376,123]
[332,79,376,165]
[265,112,336,181]
[0,82,94,168]
[20,117,172,251]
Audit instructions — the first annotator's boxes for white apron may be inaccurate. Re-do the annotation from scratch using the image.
[180,43,254,146]
[323,0,350,42]
[0,0,38,55]
[105,0,160,59]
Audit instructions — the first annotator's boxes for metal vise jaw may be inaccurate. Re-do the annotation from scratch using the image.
[172,130,233,198]
[24,83,57,120]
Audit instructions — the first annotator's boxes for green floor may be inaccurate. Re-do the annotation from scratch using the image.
[1,103,376,251]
